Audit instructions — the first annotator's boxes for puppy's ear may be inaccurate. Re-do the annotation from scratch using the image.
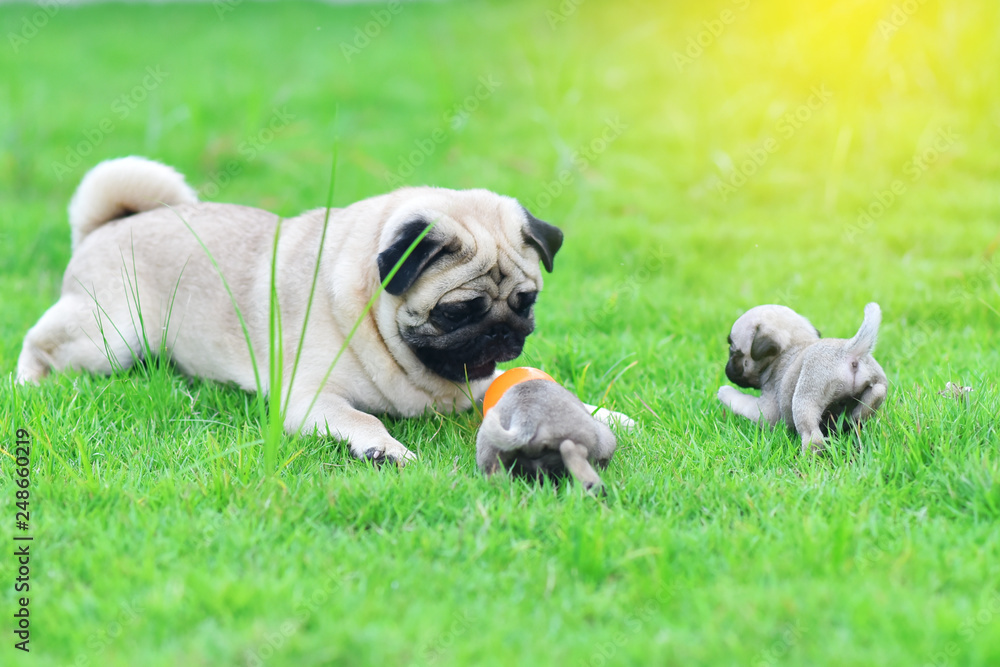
[750,325,782,361]
[377,219,449,296]
[521,207,563,272]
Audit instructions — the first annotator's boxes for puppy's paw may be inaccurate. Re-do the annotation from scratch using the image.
[586,405,636,431]
[800,432,826,454]
[717,385,740,408]
[14,372,41,386]
[15,355,48,385]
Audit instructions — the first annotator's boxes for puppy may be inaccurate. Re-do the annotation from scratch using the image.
[717,303,888,452]
[17,156,575,464]
[476,379,617,492]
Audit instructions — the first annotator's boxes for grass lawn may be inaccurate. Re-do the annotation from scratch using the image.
[2,0,1000,665]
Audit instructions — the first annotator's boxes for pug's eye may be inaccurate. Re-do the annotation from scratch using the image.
[509,291,537,316]
[431,297,488,326]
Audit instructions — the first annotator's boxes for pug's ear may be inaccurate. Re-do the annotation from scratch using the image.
[377,219,450,296]
[521,207,563,273]
[750,326,783,361]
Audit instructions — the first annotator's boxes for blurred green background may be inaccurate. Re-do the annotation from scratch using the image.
[1,1,999,665]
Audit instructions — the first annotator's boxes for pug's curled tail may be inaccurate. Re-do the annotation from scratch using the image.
[68,156,199,250]
[847,302,881,355]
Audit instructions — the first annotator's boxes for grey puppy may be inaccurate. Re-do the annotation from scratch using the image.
[717,303,888,452]
[476,380,617,491]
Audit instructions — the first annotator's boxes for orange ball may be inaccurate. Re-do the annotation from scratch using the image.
[482,367,556,417]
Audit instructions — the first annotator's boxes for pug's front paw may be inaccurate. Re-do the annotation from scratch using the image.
[357,440,417,467]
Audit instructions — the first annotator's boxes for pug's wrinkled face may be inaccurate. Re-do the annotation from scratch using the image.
[407,283,538,381]
[376,192,562,382]
[725,305,821,389]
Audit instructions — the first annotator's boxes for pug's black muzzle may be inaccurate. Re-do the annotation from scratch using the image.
[406,319,532,382]
[725,355,754,389]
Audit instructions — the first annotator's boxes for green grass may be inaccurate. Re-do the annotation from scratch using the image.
[2,0,1000,665]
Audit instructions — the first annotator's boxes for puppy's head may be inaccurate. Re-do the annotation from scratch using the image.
[375,188,562,382]
[725,305,820,389]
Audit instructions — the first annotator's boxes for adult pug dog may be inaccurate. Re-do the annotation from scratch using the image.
[717,303,888,452]
[17,156,577,464]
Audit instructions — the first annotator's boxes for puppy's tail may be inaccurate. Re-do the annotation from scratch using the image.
[68,156,198,250]
[476,407,532,451]
[847,302,881,355]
